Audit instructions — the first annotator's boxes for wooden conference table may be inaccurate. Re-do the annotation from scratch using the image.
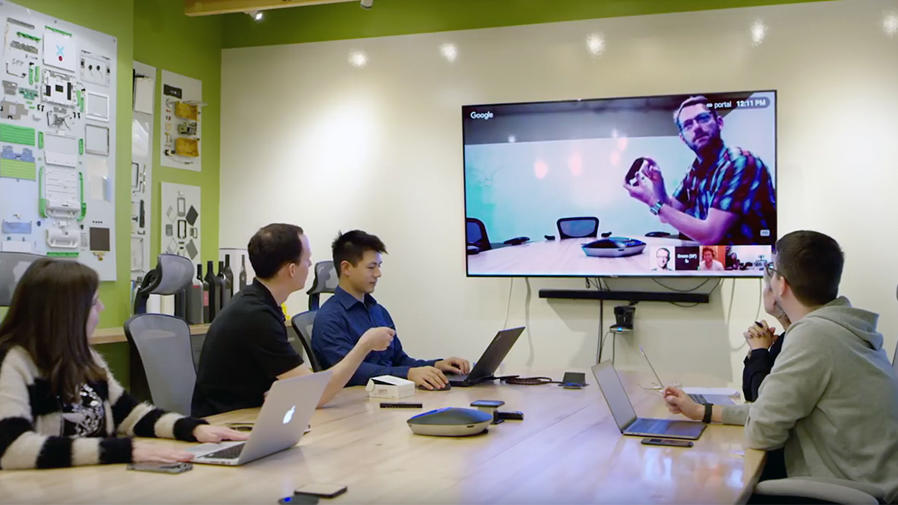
[0,371,765,504]
[467,236,698,276]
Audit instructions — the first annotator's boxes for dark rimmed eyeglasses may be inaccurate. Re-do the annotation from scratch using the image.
[679,112,715,132]
[764,261,780,279]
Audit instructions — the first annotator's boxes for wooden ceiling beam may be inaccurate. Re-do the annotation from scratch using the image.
[185,0,357,17]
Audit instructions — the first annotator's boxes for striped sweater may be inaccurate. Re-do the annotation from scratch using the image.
[0,345,207,469]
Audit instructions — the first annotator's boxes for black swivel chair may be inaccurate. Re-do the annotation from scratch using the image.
[307,260,337,311]
[466,217,492,253]
[557,216,599,239]
[0,251,42,307]
[290,311,323,372]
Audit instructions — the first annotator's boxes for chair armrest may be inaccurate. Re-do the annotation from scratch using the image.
[755,477,883,504]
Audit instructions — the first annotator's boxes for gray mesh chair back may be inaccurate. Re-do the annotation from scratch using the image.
[124,313,196,414]
[307,260,337,310]
[0,251,42,306]
[557,217,600,239]
[291,311,322,372]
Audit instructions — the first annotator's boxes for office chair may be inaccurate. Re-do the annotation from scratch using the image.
[124,313,196,414]
[0,251,42,306]
[307,260,337,311]
[291,311,323,372]
[557,216,599,239]
[132,254,195,314]
[466,217,492,253]
[754,477,885,504]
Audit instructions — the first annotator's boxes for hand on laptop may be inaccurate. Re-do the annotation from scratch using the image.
[435,357,471,375]
[132,441,194,463]
[193,424,251,443]
[408,366,448,390]
[359,326,396,352]
[662,386,703,420]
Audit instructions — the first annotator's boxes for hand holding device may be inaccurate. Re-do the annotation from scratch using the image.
[661,386,703,420]
[359,326,395,352]
[641,437,693,448]
[744,321,776,350]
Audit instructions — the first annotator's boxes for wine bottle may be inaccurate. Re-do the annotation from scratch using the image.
[204,260,219,321]
[238,255,248,291]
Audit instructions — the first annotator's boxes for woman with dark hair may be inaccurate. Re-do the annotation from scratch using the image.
[0,258,246,469]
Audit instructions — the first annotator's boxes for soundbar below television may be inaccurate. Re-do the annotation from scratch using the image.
[463,90,776,278]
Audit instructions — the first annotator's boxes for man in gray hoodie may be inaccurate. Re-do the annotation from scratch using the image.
[663,230,898,502]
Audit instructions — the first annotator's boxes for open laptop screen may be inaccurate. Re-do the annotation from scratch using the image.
[591,362,638,431]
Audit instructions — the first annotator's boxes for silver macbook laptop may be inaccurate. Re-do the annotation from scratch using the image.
[187,371,331,466]
[448,326,524,387]
[638,345,735,405]
[591,362,705,440]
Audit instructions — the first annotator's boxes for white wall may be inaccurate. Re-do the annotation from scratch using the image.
[221,0,898,385]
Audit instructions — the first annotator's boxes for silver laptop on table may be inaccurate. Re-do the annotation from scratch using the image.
[591,362,705,440]
[448,327,525,387]
[638,346,735,405]
[187,371,331,466]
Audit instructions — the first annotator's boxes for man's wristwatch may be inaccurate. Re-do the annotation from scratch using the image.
[649,200,664,215]
[703,403,713,424]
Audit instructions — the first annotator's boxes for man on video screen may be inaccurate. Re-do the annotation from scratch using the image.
[624,96,776,245]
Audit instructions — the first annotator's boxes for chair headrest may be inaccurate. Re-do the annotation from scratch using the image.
[147,254,194,295]
[0,252,43,307]
[307,260,338,296]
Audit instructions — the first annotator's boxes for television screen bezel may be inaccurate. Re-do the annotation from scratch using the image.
[461,89,778,279]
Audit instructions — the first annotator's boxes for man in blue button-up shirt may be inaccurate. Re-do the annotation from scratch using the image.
[312,230,470,389]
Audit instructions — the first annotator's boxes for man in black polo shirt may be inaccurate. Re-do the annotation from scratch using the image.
[192,223,394,417]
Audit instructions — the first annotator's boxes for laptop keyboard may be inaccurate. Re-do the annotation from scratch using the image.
[689,394,709,404]
[629,418,668,433]
[203,443,245,460]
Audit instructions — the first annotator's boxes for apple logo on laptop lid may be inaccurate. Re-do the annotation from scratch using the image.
[282,406,296,425]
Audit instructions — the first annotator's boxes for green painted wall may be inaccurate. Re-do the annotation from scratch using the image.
[15,0,136,382]
[133,0,223,273]
[12,0,221,387]
[221,0,832,48]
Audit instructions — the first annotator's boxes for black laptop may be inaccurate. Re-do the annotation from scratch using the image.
[448,327,525,387]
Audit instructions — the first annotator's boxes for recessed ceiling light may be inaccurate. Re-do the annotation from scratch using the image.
[348,51,368,67]
[440,43,458,62]
[751,20,767,46]
[586,34,605,56]
[884,13,898,37]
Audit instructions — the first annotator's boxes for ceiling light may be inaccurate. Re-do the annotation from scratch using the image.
[586,34,605,56]
[360,0,373,9]
[750,20,767,46]
[884,13,898,37]
[247,10,263,21]
[440,43,458,62]
[348,51,368,68]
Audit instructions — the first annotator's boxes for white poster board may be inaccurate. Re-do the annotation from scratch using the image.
[159,69,202,171]
[0,0,117,280]
[131,61,155,281]
[160,182,201,263]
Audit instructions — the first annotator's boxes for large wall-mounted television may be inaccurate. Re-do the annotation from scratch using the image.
[463,90,776,278]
